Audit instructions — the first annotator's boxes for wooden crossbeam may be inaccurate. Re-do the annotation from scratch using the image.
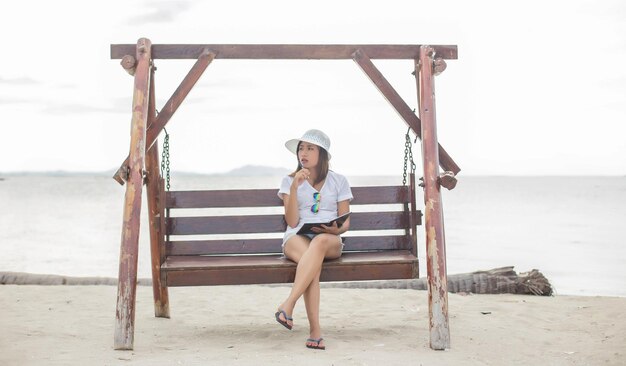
[111,44,458,60]
[113,49,215,185]
[352,49,461,175]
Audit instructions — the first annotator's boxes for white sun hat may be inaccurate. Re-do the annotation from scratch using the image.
[285,129,332,159]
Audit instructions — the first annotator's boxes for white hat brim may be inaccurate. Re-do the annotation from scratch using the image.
[285,138,331,159]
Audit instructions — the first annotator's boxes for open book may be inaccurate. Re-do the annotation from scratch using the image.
[297,212,351,235]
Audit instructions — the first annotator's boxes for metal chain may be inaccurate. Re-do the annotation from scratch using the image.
[402,127,416,186]
[160,126,171,191]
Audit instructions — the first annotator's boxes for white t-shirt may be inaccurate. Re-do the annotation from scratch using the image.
[277,170,353,244]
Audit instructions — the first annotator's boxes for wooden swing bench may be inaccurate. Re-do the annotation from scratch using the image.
[160,177,421,287]
[111,40,460,350]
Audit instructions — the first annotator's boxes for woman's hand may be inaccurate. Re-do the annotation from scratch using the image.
[312,200,351,235]
[292,168,311,188]
[311,222,341,235]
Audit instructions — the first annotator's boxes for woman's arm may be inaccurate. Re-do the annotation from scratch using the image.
[283,190,299,228]
[283,169,310,228]
[335,199,351,234]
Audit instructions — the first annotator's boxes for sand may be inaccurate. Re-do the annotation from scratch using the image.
[1,285,624,366]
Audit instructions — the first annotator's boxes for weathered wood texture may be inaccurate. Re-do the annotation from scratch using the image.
[417,45,450,350]
[438,171,458,190]
[111,44,458,60]
[113,49,215,185]
[167,236,411,256]
[144,66,169,319]
[166,185,410,208]
[352,49,460,175]
[120,55,137,76]
[164,251,418,286]
[160,181,421,287]
[408,173,419,256]
[167,211,408,235]
[114,38,152,351]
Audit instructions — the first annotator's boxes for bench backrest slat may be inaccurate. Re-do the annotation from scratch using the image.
[168,211,408,235]
[166,186,409,208]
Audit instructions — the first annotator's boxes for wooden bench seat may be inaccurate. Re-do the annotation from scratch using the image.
[163,250,418,286]
[159,183,422,287]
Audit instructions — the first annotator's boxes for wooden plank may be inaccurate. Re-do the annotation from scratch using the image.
[114,38,151,351]
[166,186,410,209]
[417,45,450,350]
[159,179,168,287]
[111,44,458,60]
[166,267,296,286]
[163,251,417,270]
[167,238,283,255]
[344,235,411,251]
[351,186,409,204]
[167,189,282,208]
[353,49,460,175]
[409,173,419,256]
[166,235,411,255]
[168,214,286,235]
[167,211,408,235]
[113,49,216,185]
[163,251,418,286]
[166,262,417,286]
[144,66,169,319]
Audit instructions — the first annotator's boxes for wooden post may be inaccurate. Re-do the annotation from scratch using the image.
[114,37,152,350]
[145,63,170,318]
[416,45,450,350]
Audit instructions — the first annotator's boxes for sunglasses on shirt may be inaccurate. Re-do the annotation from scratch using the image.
[311,192,321,214]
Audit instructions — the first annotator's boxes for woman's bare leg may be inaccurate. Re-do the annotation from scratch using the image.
[303,267,323,347]
[277,234,342,343]
[276,235,310,328]
[302,237,341,348]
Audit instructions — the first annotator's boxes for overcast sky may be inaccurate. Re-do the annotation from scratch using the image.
[1,0,624,176]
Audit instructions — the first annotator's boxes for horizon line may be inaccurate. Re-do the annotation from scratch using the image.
[0,170,624,178]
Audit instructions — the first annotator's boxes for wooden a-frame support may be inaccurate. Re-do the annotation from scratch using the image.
[113,38,151,349]
[111,39,457,350]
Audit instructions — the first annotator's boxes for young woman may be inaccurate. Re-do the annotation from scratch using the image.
[275,129,353,350]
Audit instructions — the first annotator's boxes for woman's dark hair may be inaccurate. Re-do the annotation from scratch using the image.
[289,141,329,185]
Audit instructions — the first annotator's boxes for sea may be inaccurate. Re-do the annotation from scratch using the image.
[1,174,624,297]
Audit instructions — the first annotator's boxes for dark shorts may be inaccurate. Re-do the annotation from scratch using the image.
[281,233,345,255]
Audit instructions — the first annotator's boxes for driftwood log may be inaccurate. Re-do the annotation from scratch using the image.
[0,272,150,286]
[0,267,553,296]
[320,266,553,296]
